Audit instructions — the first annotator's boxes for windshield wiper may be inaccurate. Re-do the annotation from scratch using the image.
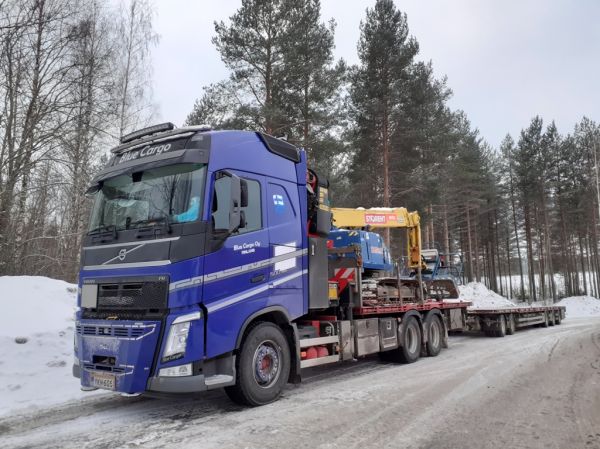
[88,224,118,242]
[88,224,117,237]
[132,214,172,238]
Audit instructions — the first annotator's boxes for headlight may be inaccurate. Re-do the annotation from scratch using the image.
[163,321,190,361]
[162,311,201,362]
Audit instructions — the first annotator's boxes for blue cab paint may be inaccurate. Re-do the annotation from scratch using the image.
[74,130,309,394]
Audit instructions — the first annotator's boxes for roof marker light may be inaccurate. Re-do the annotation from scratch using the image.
[120,122,175,144]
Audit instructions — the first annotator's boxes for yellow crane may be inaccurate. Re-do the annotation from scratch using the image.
[330,207,459,300]
[330,207,424,270]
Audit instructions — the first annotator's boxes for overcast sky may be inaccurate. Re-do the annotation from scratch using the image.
[151,0,600,148]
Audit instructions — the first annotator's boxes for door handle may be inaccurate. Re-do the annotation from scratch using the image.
[251,274,265,283]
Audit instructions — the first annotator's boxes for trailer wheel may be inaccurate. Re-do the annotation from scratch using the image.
[225,322,290,407]
[486,315,506,337]
[541,312,549,328]
[506,315,516,335]
[425,315,443,357]
[548,311,555,326]
[555,311,562,325]
[399,317,422,363]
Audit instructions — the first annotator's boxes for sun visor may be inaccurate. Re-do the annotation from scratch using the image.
[91,147,210,184]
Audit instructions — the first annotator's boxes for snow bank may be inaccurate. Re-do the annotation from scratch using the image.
[557,296,600,318]
[457,281,600,318]
[457,282,517,309]
[0,276,100,417]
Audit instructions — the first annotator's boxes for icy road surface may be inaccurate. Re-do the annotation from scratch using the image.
[1,318,599,449]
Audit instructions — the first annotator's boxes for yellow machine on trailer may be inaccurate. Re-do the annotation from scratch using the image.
[330,207,459,300]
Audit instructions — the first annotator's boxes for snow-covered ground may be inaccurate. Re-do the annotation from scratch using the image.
[1,275,599,420]
[557,295,600,318]
[0,276,102,417]
[457,281,600,318]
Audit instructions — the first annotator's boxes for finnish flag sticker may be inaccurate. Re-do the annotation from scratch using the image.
[273,194,285,214]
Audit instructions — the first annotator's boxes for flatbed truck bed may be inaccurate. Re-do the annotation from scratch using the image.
[465,305,566,337]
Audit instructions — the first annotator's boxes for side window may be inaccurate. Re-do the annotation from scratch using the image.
[238,179,261,234]
[211,176,262,234]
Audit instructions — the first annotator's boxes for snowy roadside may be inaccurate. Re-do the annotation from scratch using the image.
[0,276,103,418]
[1,275,599,419]
[455,281,600,318]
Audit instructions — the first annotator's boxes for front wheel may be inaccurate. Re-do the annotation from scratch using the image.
[225,322,290,406]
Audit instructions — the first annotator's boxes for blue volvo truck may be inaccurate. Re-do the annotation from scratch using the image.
[73,123,469,406]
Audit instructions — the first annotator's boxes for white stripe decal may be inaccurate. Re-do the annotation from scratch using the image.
[169,248,308,292]
[206,269,307,313]
[83,236,180,250]
[83,260,171,271]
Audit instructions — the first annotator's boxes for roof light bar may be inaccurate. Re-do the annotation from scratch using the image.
[120,122,176,144]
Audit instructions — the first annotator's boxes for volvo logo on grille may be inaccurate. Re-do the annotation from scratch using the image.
[118,248,127,261]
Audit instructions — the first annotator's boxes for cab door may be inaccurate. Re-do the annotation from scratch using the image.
[266,178,305,318]
[202,170,269,358]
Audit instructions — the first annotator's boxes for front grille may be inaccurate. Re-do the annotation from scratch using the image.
[97,280,167,310]
[76,323,156,339]
[83,363,127,374]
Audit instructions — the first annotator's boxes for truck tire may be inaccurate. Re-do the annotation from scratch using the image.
[555,311,562,325]
[225,322,290,407]
[424,314,443,357]
[506,315,516,335]
[487,315,506,337]
[541,312,549,328]
[399,316,422,363]
[548,311,555,326]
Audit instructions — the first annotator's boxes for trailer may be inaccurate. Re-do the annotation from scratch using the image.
[465,305,566,337]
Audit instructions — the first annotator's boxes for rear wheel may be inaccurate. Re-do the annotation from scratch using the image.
[399,317,422,363]
[555,311,562,325]
[541,312,549,328]
[495,315,506,337]
[425,314,443,357]
[506,315,516,335]
[225,322,290,406]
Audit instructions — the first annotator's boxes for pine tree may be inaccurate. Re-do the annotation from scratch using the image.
[348,0,418,244]
[277,0,346,160]
[212,0,291,134]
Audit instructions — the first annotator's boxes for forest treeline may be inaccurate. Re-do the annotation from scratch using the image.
[1,0,599,301]
[0,0,157,280]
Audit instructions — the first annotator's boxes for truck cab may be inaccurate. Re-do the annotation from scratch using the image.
[74,124,312,403]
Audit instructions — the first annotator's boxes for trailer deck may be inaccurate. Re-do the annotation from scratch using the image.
[354,300,470,316]
[465,305,566,337]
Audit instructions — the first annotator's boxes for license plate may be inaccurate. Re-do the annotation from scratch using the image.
[90,372,116,390]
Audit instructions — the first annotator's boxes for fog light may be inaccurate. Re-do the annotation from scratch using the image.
[159,363,192,377]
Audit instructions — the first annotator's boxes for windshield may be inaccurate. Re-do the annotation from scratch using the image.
[88,163,207,232]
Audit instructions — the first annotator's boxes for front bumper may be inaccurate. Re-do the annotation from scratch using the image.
[147,372,235,393]
[74,364,236,393]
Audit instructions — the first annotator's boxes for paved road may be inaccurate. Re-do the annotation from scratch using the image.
[1,318,599,449]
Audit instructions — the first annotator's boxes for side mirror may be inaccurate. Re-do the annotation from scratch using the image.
[85,182,101,197]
